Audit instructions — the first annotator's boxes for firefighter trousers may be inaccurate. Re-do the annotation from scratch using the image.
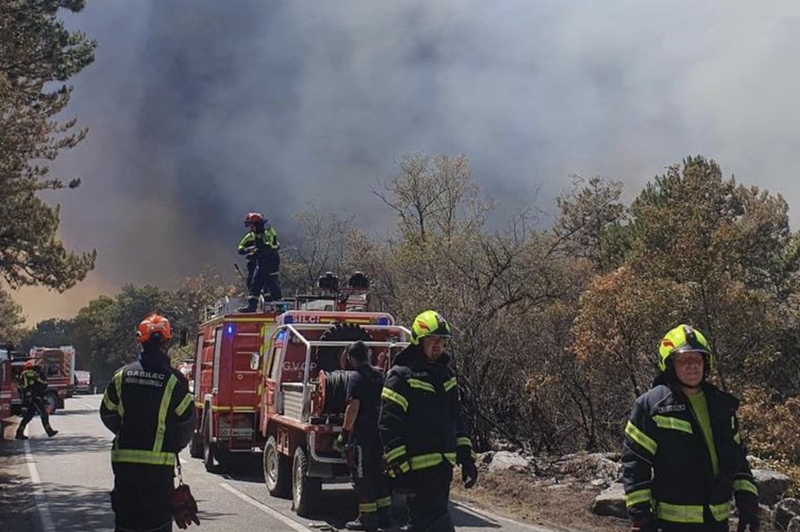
[407,464,454,532]
[352,443,391,524]
[18,395,53,434]
[248,254,282,301]
[111,469,174,532]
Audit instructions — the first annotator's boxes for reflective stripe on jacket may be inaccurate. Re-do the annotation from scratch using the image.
[17,369,46,395]
[100,359,194,468]
[379,345,475,474]
[622,381,758,525]
[238,227,279,253]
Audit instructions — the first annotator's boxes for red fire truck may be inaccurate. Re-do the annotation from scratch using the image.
[187,272,373,472]
[188,298,283,471]
[28,346,76,413]
[259,310,410,516]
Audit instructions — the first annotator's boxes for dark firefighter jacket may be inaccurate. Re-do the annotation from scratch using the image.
[100,354,195,470]
[238,227,280,272]
[379,345,475,474]
[18,368,47,398]
[622,380,758,526]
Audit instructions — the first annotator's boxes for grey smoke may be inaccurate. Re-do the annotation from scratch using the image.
[44,0,800,294]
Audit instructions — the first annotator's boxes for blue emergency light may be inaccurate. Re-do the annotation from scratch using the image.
[283,315,294,324]
[378,317,389,326]
[227,324,234,335]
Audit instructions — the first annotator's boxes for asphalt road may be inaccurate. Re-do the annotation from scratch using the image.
[0,395,555,532]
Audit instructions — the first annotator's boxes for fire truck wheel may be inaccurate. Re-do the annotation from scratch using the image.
[292,446,321,517]
[264,436,291,498]
[203,412,218,472]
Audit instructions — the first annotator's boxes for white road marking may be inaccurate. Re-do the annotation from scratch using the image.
[23,430,56,532]
[220,482,312,532]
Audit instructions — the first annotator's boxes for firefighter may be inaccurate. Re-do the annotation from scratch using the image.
[15,359,58,439]
[379,311,478,532]
[338,341,392,531]
[100,314,196,532]
[622,324,760,532]
[237,212,282,312]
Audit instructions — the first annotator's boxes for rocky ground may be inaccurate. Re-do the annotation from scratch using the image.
[452,447,793,532]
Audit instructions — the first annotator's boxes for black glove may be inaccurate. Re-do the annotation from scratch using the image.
[461,461,478,489]
[736,507,760,532]
[736,492,760,532]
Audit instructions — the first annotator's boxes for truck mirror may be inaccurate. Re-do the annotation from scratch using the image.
[179,329,189,347]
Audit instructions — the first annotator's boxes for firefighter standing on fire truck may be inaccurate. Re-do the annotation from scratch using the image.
[237,212,282,312]
[15,359,58,439]
[622,324,760,532]
[337,340,392,531]
[379,311,478,532]
[100,314,197,532]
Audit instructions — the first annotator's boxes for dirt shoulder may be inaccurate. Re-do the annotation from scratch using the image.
[450,466,776,532]
[451,470,627,532]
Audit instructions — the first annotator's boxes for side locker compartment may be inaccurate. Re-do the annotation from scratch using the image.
[213,326,227,447]
[261,332,282,437]
[232,321,262,411]
[229,321,260,448]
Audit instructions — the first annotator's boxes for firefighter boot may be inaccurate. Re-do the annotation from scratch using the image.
[346,512,380,532]
[378,507,393,529]
[45,426,58,438]
[422,513,454,532]
[15,428,29,440]
[237,297,258,313]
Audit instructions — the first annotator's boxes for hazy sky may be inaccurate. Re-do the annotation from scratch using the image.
[12,0,800,323]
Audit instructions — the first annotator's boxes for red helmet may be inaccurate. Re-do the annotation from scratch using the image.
[24,360,38,370]
[244,212,265,226]
[136,313,173,344]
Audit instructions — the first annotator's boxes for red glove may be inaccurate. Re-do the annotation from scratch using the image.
[170,484,200,529]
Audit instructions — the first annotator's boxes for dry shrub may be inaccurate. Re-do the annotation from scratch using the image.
[739,391,800,462]
[739,390,800,494]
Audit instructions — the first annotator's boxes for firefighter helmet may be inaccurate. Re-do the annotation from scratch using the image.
[136,313,173,344]
[244,212,266,227]
[658,324,712,372]
[410,310,452,345]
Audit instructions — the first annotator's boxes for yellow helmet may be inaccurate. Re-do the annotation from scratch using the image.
[658,324,711,372]
[410,310,451,345]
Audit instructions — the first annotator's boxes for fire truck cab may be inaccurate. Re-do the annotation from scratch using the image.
[260,310,411,516]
